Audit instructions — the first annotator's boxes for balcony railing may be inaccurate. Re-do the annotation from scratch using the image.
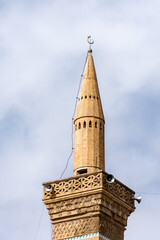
[43,171,135,208]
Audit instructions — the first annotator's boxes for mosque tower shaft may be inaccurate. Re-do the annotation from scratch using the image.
[42,45,136,240]
[74,50,105,175]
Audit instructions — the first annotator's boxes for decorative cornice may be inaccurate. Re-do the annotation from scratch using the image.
[43,171,135,209]
[61,232,111,240]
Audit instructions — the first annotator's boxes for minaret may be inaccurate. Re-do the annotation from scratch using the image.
[42,40,136,240]
[74,49,105,175]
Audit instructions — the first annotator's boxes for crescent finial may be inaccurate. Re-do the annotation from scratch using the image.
[87,36,94,51]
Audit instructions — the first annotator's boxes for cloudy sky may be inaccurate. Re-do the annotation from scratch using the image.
[0,0,160,239]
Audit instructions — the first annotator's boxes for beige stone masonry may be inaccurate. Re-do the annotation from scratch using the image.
[43,171,135,240]
[42,49,136,240]
[74,51,105,175]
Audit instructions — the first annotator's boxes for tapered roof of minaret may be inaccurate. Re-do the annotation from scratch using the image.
[74,50,104,121]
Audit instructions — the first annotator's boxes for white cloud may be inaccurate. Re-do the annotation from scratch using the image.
[0,1,160,240]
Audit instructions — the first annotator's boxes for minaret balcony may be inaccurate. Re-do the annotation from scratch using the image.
[43,171,134,209]
[42,171,135,240]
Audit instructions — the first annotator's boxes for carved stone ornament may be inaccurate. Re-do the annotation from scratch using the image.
[43,171,135,240]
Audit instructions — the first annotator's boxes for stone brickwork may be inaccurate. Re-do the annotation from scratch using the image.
[43,171,135,240]
[74,51,105,175]
[43,171,134,208]
[42,49,136,240]
[53,217,99,239]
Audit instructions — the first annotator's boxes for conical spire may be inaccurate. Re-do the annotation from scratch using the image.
[74,50,105,175]
[74,51,104,121]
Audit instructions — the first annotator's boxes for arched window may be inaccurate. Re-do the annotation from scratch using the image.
[85,95,87,99]
[79,122,81,129]
[95,121,97,128]
[75,124,77,131]
[89,95,91,98]
[81,96,83,100]
[89,121,92,127]
[100,123,102,130]
[83,121,86,128]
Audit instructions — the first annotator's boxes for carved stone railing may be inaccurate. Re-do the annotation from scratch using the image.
[43,171,135,208]
[102,172,135,207]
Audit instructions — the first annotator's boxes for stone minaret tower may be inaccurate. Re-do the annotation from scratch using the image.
[74,49,105,175]
[43,45,135,240]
